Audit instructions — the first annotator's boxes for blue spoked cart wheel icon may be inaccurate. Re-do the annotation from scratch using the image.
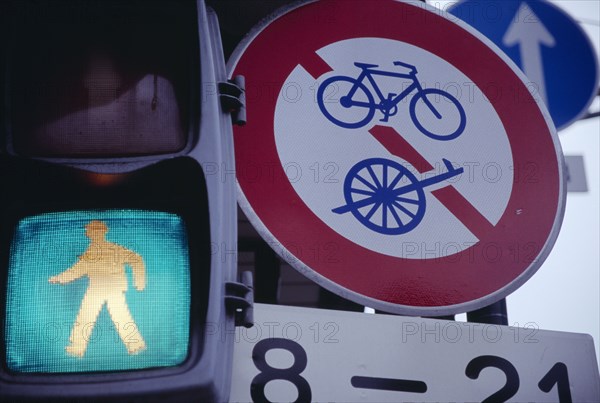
[317,61,467,140]
[333,158,464,235]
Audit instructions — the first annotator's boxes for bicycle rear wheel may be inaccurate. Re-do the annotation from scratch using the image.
[317,76,375,129]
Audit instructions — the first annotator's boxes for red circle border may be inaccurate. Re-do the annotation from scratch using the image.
[231,0,563,312]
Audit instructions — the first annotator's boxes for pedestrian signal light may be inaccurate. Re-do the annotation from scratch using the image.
[0,155,234,401]
[0,0,247,401]
[5,210,191,374]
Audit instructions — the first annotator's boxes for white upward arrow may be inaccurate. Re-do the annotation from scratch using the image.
[503,2,556,105]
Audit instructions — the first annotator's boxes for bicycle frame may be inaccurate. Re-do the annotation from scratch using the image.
[346,64,440,119]
[351,67,421,108]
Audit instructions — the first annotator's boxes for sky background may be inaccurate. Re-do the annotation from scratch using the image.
[430,0,600,367]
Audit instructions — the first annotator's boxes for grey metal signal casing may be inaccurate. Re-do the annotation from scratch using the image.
[0,1,242,401]
[186,3,240,400]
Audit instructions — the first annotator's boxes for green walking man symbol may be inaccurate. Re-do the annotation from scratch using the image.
[49,220,147,358]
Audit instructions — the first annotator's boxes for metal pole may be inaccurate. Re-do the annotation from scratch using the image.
[254,241,281,304]
[430,314,455,321]
[466,299,508,325]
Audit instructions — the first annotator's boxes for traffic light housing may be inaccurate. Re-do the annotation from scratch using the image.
[0,0,247,401]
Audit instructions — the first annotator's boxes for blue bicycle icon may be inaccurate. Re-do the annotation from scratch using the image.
[317,61,467,140]
[332,158,464,235]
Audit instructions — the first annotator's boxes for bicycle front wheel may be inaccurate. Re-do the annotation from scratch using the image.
[410,88,466,141]
[317,76,375,129]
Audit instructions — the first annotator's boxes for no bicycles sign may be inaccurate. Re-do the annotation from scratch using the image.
[229,0,566,315]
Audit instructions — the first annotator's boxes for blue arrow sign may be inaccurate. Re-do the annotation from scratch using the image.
[448,0,599,130]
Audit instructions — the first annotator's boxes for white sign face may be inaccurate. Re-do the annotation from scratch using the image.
[275,37,514,259]
[229,304,600,402]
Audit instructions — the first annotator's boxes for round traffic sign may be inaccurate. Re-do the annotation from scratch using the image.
[448,0,599,131]
[229,0,565,315]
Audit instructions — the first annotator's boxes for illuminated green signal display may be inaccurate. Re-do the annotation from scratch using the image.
[5,210,191,373]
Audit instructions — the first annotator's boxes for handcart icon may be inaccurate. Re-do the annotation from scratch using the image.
[317,60,467,141]
[332,158,464,235]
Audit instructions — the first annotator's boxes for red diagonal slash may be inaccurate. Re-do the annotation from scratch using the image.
[369,126,495,240]
[301,52,334,79]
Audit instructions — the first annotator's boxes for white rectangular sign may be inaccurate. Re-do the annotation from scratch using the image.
[230,304,600,402]
[565,155,588,192]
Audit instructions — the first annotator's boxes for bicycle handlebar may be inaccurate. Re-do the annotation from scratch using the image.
[393,61,417,73]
